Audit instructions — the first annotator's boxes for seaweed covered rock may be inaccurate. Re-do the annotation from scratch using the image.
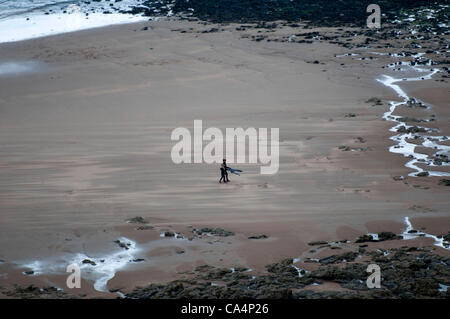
[378,232,403,241]
[193,227,235,237]
[310,263,366,282]
[266,258,297,276]
[356,234,377,243]
[439,179,450,186]
[318,252,359,264]
[127,216,148,224]
[124,246,449,299]
[172,0,436,27]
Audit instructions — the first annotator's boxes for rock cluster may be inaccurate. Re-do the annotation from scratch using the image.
[356,232,403,243]
[127,216,148,224]
[125,246,450,299]
[193,227,235,237]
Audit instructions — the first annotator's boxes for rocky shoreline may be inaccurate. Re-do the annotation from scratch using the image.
[3,215,448,299]
[121,217,450,299]
[129,0,449,30]
[124,245,449,299]
[4,248,449,299]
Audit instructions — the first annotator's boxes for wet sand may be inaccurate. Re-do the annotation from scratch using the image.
[0,18,449,298]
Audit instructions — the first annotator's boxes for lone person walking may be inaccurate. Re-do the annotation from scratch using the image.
[219,158,230,183]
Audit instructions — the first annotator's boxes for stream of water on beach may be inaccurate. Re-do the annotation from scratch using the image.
[376,53,450,177]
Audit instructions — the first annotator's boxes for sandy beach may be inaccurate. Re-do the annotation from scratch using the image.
[0,15,449,299]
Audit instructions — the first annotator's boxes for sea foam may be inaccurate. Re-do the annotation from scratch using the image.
[20,237,140,292]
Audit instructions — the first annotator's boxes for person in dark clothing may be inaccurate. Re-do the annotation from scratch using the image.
[219,165,227,183]
[222,158,230,182]
[219,158,230,183]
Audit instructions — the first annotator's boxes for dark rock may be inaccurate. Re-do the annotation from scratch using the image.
[441,232,450,242]
[397,117,424,123]
[82,259,96,266]
[194,227,235,237]
[417,171,429,177]
[114,239,130,249]
[127,216,148,224]
[132,258,145,262]
[397,126,427,133]
[319,252,359,264]
[308,240,328,246]
[136,225,154,230]
[355,234,377,243]
[378,232,402,241]
[199,268,233,280]
[4,285,69,299]
[366,97,383,105]
[310,263,366,282]
[259,288,292,299]
[248,234,268,239]
[338,145,351,151]
[439,179,450,186]
[266,258,297,276]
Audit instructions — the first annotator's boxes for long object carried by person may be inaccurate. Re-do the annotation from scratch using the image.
[227,167,243,176]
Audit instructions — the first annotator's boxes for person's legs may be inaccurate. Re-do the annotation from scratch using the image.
[225,171,230,182]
